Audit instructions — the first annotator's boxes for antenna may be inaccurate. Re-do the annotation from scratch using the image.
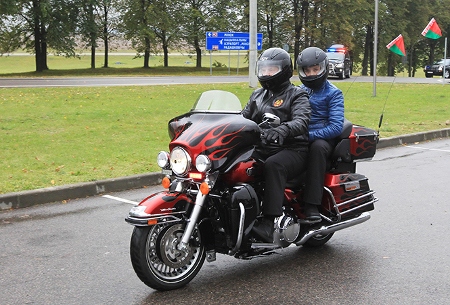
[342,75,358,98]
[377,77,396,133]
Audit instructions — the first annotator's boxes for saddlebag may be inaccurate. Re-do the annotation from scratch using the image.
[324,172,376,217]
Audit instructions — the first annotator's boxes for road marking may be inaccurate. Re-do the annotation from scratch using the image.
[404,145,450,153]
[102,195,139,205]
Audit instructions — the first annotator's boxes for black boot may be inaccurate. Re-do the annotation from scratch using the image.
[303,203,321,223]
[252,217,275,243]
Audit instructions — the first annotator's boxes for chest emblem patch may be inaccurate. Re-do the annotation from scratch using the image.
[273,99,284,107]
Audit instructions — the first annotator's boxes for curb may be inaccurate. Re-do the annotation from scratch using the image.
[0,172,164,210]
[376,128,450,149]
[1,128,450,210]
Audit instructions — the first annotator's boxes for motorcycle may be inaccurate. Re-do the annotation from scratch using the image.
[125,89,378,291]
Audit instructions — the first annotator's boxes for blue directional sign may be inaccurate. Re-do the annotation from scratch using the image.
[206,32,263,51]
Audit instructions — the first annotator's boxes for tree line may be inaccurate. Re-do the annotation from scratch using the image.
[1,0,449,76]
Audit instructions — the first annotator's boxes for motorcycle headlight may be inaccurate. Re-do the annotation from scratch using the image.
[195,154,211,173]
[157,151,170,168]
[170,147,191,176]
[336,63,344,68]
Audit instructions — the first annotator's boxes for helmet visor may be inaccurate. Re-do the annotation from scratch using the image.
[257,60,283,77]
[298,61,327,78]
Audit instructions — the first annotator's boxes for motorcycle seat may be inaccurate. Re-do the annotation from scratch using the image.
[285,118,354,189]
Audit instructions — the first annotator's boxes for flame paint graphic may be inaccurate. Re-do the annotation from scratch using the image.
[350,126,377,159]
[169,113,259,169]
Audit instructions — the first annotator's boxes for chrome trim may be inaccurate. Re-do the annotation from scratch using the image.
[339,196,378,216]
[336,190,376,208]
[178,191,206,251]
[295,212,371,246]
[125,214,184,226]
[250,243,281,250]
[323,187,377,220]
[229,202,245,255]
[323,187,341,221]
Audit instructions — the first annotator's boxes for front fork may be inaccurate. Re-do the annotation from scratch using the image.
[177,191,206,251]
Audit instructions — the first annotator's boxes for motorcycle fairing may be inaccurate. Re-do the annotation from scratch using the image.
[168,112,260,171]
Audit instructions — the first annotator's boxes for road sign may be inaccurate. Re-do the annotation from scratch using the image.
[206,32,263,51]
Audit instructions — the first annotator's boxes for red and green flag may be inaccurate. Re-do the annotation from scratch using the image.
[386,34,406,56]
[422,18,442,39]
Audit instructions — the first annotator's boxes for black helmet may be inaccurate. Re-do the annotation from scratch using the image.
[297,47,329,89]
[257,48,293,91]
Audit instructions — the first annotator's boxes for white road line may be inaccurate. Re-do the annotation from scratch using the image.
[404,145,450,153]
[102,195,139,205]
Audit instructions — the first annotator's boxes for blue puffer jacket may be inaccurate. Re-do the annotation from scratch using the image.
[300,80,344,142]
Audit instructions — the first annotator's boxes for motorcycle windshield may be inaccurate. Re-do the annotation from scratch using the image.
[168,90,259,171]
[191,90,242,113]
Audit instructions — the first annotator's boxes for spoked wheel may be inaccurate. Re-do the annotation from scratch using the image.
[302,232,334,247]
[130,223,205,291]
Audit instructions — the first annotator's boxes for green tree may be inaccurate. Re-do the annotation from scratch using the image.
[79,0,100,68]
[181,0,232,68]
[1,0,80,72]
[121,0,154,68]
[147,0,182,67]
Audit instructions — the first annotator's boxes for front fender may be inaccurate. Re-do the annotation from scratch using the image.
[125,191,194,226]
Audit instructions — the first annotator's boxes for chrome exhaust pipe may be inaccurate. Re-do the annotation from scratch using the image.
[295,212,371,246]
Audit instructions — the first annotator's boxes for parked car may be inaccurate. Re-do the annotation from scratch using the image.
[424,58,450,78]
[325,44,352,79]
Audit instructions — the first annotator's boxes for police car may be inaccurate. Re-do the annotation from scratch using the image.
[325,44,352,79]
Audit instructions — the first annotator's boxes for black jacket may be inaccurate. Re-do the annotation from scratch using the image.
[242,82,311,154]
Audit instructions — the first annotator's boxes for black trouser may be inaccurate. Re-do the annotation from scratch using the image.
[263,149,308,216]
[303,139,336,206]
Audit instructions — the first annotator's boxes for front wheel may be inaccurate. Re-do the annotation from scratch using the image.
[130,223,206,291]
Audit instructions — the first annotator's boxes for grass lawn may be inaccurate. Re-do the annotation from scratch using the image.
[0,52,251,76]
[1,81,449,194]
[0,52,428,77]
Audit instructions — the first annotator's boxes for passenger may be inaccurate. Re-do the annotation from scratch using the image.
[296,46,344,222]
[242,47,311,242]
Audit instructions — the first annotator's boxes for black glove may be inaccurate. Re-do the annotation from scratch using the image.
[261,124,290,145]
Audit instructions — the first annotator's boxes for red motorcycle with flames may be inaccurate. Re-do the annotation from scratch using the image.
[125,90,378,291]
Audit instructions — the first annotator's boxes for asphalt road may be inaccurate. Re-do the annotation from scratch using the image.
[1,138,450,305]
[0,75,449,88]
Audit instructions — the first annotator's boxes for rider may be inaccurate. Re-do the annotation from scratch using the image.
[297,46,344,222]
[242,47,311,242]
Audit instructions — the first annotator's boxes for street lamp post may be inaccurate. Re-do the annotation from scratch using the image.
[373,0,378,96]
[249,0,258,88]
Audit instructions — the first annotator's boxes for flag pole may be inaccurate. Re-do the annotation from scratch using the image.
[444,37,447,84]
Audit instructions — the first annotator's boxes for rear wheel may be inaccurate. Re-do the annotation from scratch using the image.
[302,232,334,247]
[130,224,205,291]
